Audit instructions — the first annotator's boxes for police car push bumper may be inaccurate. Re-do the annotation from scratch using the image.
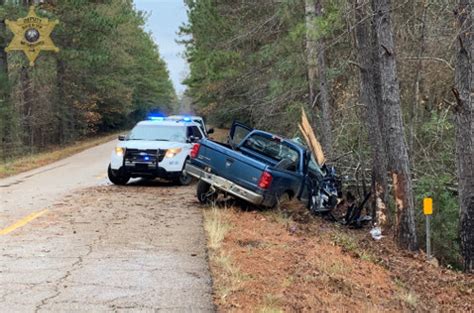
[185,163,264,205]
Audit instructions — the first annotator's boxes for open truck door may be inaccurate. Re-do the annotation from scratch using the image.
[228,121,253,148]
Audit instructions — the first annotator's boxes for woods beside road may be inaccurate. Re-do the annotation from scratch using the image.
[0,0,176,160]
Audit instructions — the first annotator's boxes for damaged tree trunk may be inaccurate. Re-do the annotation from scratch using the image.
[305,0,333,159]
[354,0,389,226]
[373,0,418,250]
[454,0,474,273]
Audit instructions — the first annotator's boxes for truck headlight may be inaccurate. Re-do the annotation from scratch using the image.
[115,147,125,156]
[165,148,182,158]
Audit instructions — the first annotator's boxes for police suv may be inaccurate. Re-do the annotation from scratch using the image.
[108,118,205,186]
[168,115,214,137]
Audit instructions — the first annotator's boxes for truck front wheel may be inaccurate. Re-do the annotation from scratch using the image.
[108,165,130,185]
[196,180,217,204]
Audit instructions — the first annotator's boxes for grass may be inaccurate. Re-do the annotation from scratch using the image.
[258,294,283,313]
[264,210,292,225]
[214,252,248,301]
[398,290,419,308]
[0,132,122,178]
[332,231,378,263]
[202,205,247,304]
[332,232,359,252]
[394,278,419,309]
[203,206,232,250]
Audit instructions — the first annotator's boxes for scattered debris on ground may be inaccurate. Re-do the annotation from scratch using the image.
[202,202,473,312]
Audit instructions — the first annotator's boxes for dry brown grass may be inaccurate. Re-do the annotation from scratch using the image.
[203,206,233,250]
[0,132,121,178]
[203,205,248,304]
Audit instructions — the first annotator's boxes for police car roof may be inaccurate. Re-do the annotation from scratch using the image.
[137,120,198,127]
[168,115,202,120]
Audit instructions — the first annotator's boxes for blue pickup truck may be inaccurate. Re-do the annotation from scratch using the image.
[185,122,339,210]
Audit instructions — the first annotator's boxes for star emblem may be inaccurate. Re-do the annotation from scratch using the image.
[5,6,59,66]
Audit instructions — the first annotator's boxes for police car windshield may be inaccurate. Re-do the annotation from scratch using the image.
[128,125,187,142]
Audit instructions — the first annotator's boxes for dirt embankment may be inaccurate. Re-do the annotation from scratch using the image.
[203,203,473,312]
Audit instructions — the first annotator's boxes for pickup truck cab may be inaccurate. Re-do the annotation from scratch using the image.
[185,122,329,208]
[108,119,205,186]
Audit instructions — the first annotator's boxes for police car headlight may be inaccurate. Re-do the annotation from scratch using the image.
[115,147,125,156]
[165,148,182,158]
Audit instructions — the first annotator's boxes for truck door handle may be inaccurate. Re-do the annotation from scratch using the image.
[225,158,234,167]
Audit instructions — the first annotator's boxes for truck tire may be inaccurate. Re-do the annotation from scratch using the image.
[108,164,130,185]
[175,172,193,186]
[274,192,291,210]
[196,180,217,204]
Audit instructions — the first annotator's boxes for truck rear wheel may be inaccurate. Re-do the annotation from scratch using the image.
[274,192,291,210]
[197,180,217,204]
[108,165,130,185]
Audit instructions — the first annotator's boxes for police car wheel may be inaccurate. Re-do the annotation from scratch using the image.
[108,164,130,185]
[175,172,193,186]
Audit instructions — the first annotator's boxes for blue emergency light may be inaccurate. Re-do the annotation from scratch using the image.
[148,114,166,121]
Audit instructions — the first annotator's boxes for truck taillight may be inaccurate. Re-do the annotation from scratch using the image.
[258,171,273,189]
[190,143,201,158]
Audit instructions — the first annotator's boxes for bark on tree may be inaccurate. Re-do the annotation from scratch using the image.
[21,0,35,149]
[354,0,389,226]
[408,2,428,156]
[453,0,474,273]
[0,0,13,159]
[373,0,418,250]
[306,0,318,107]
[305,0,333,159]
[0,7,7,79]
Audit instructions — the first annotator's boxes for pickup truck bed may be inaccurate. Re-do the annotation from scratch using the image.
[186,138,274,206]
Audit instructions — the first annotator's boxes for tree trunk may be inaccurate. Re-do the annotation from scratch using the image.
[20,0,35,149]
[0,0,13,159]
[354,0,389,226]
[56,58,75,145]
[373,0,418,250]
[408,3,428,156]
[454,0,474,273]
[305,0,333,159]
[305,0,318,107]
[315,1,333,159]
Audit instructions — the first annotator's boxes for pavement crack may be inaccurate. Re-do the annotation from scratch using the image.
[34,236,100,312]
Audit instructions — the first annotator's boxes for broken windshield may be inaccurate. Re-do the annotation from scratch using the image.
[243,134,299,164]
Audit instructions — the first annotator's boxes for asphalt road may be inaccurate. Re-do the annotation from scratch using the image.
[0,141,214,312]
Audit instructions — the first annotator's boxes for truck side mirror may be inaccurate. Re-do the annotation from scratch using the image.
[118,135,126,141]
[207,128,215,135]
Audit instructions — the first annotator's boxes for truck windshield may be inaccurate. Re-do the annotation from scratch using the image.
[243,134,299,164]
[128,125,187,142]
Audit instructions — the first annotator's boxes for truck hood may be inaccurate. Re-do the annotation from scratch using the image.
[119,140,186,150]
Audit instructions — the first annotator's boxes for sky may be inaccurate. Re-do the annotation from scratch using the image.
[134,0,189,95]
